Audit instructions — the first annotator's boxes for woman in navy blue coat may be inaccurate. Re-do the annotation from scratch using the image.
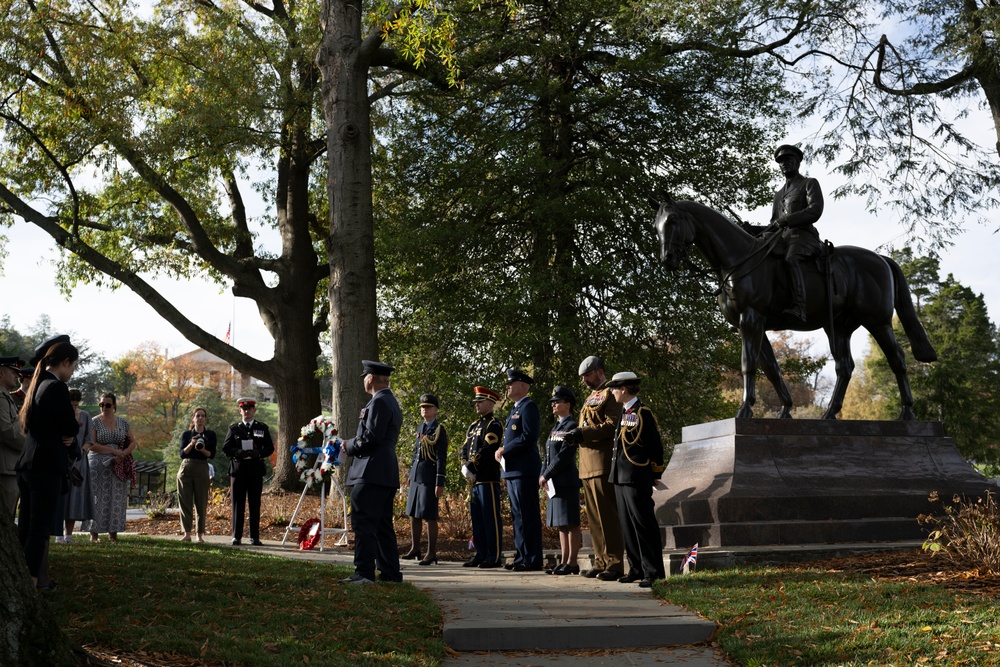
[539,386,582,575]
[16,336,80,587]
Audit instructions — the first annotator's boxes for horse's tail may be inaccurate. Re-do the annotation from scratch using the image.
[883,255,938,363]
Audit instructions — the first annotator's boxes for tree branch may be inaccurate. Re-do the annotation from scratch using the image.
[0,181,271,379]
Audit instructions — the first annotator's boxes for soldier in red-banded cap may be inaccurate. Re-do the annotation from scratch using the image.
[459,385,504,568]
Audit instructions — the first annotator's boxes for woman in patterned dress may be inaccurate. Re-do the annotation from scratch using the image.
[85,393,136,541]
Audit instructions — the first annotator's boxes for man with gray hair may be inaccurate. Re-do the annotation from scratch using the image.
[563,356,624,580]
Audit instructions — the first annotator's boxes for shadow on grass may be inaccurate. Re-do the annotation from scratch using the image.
[50,537,444,667]
[657,567,1000,667]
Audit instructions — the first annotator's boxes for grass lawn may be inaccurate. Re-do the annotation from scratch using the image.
[655,565,1000,666]
[49,537,444,666]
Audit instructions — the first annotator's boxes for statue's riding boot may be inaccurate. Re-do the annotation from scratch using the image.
[784,262,807,322]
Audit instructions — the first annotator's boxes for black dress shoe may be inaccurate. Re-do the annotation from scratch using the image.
[555,565,579,575]
[580,568,603,578]
[250,539,263,546]
[418,555,437,565]
[231,538,242,546]
[517,564,543,572]
[402,548,422,560]
[478,560,502,569]
[462,558,484,568]
[504,563,517,571]
[638,579,653,588]
[618,572,641,584]
[596,570,622,581]
[546,564,565,575]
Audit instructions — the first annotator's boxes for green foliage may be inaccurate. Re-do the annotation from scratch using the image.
[372,0,798,440]
[844,249,1000,462]
[920,491,1000,575]
[657,561,1000,666]
[49,538,444,666]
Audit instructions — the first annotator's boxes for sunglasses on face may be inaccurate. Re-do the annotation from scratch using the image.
[99,403,114,408]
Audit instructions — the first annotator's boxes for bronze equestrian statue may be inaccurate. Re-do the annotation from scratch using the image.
[653,162,936,420]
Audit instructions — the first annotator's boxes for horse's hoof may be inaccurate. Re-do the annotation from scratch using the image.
[778,407,792,419]
[736,407,753,419]
[898,407,916,420]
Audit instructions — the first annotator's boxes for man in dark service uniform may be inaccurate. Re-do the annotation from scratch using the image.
[767,143,824,322]
[460,385,504,568]
[495,368,543,571]
[339,360,403,585]
[222,397,274,546]
[606,372,665,589]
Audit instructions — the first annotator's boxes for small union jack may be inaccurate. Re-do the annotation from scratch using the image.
[683,543,698,569]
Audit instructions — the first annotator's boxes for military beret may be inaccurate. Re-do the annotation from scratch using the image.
[549,385,576,405]
[505,368,534,385]
[237,397,257,408]
[360,359,395,377]
[605,371,641,388]
[473,386,500,403]
[419,393,439,408]
[0,356,25,369]
[774,144,803,162]
[29,334,71,366]
[578,355,604,375]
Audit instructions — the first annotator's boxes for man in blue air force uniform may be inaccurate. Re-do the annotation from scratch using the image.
[338,360,403,585]
[495,368,543,571]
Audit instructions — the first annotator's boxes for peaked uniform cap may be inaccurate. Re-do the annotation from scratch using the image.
[419,393,439,408]
[774,144,804,162]
[473,386,501,403]
[30,334,71,366]
[0,356,25,369]
[549,385,576,404]
[505,368,534,385]
[360,359,395,377]
[237,397,257,408]
[605,371,641,388]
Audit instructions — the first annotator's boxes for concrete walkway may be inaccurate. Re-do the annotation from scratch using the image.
[139,531,733,666]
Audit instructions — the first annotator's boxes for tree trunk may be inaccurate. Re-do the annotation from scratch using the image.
[318,0,380,453]
[0,519,83,666]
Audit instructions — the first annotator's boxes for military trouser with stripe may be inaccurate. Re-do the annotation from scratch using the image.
[470,481,503,565]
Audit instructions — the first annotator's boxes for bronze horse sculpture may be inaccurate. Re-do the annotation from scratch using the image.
[654,195,936,420]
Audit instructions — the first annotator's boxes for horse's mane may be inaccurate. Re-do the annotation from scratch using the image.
[675,200,755,241]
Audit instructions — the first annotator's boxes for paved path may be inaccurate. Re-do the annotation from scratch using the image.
[143,532,733,666]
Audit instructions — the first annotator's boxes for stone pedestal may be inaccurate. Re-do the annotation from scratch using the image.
[654,419,995,548]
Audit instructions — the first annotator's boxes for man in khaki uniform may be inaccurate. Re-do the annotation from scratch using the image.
[0,356,27,517]
[563,356,624,580]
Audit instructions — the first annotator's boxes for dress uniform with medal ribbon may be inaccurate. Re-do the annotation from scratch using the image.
[460,386,504,568]
[499,368,543,571]
[606,371,666,588]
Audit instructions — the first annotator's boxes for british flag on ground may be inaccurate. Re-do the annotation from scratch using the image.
[682,543,698,574]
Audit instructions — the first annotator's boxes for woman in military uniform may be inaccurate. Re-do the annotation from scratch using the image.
[539,385,581,575]
[402,394,449,565]
[606,372,665,589]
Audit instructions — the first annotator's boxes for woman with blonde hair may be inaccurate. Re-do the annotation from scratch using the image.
[177,406,216,542]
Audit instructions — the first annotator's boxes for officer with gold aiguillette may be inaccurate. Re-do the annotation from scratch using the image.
[460,386,504,569]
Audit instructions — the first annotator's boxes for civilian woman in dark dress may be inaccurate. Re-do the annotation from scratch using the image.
[402,394,449,565]
[61,387,94,543]
[539,385,582,575]
[15,335,80,586]
[177,407,216,543]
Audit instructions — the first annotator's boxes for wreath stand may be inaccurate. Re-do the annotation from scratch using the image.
[281,450,349,551]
